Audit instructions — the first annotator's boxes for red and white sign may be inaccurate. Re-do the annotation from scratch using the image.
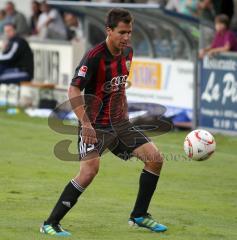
[78,65,88,77]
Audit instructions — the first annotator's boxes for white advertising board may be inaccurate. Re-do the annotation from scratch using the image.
[30,40,84,88]
[127,58,194,115]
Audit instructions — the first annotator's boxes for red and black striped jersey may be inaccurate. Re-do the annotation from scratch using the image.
[71,41,133,126]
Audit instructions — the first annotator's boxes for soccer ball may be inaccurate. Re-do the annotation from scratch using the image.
[184,129,216,161]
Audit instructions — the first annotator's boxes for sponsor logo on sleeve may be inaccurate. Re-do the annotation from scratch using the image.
[78,66,88,77]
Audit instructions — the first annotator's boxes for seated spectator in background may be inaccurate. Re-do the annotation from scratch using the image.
[64,13,83,41]
[4,1,29,36]
[112,0,135,2]
[0,10,7,34]
[148,0,166,5]
[30,0,42,35]
[37,1,67,40]
[166,0,179,12]
[181,0,199,17]
[198,0,215,22]
[0,23,34,84]
[166,0,198,17]
[199,14,237,58]
[93,0,111,2]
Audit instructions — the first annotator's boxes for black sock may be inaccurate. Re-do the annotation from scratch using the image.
[131,169,159,218]
[45,179,84,225]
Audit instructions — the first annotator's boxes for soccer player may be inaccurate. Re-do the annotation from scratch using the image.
[40,8,168,236]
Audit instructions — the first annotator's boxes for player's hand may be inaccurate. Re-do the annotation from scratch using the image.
[199,49,206,59]
[207,50,216,57]
[81,124,98,145]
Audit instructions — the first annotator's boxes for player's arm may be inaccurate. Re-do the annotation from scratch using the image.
[69,54,98,145]
[199,46,212,58]
[68,85,97,145]
[45,9,58,26]
[68,85,90,125]
[207,43,231,56]
[0,40,19,64]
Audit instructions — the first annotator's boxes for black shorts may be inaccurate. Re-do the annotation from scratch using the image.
[78,120,150,160]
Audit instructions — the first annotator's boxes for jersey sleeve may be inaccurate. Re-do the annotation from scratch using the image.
[210,33,218,48]
[71,54,96,91]
[0,40,19,64]
[224,31,237,50]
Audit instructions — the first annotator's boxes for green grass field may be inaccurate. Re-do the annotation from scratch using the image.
[0,109,237,240]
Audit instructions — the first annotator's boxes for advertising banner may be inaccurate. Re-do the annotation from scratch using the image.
[126,58,194,119]
[30,40,84,88]
[199,55,237,133]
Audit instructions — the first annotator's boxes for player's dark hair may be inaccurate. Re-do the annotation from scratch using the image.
[32,0,41,6]
[4,22,16,29]
[6,1,15,7]
[215,14,230,28]
[106,8,133,29]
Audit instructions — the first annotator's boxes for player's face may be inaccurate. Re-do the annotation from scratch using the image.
[215,22,226,32]
[107,21,132,51]
[4,25,16,39]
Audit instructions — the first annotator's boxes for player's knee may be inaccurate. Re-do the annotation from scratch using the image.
[92,164,100,176]
[149,150,163,164]
[155,151,164,169]
[80,158,100,180]
[155,151,164,165]
[85,165,99,179]
[145,151,163,171]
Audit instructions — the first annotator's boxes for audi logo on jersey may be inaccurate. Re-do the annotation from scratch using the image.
[104,75,131,93]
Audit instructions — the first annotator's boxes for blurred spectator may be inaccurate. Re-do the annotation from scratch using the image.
[89,0,107,2]
[198,0,215,22]
[116,0,136,2]
[30,0,42,35]
[166,0,199,17]
[199,14,237,58]
[149,0,167,5]
[0,10,7,34]
[4,1,29,36]
[166,0,179,12]
[183,0,199,17]
[64,13,83,41]
[0,23,34,84]
[37,1,67,40]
